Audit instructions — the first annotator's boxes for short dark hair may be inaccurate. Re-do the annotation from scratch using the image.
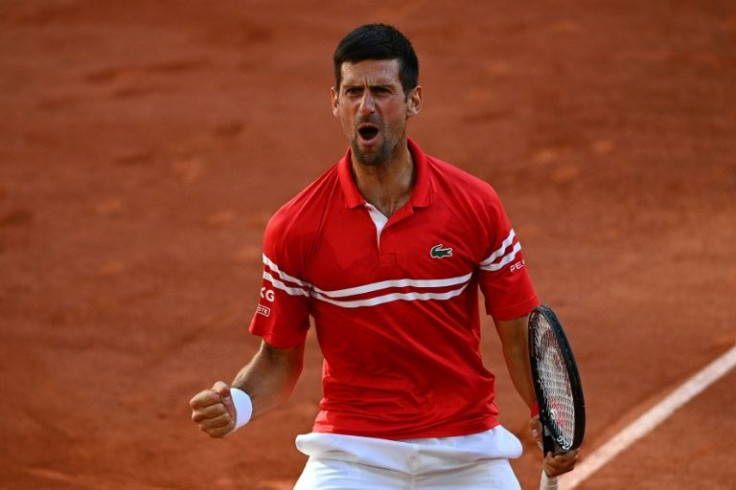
[333,24,419,95]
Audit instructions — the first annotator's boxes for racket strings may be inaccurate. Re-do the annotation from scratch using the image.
[533,320,577,449]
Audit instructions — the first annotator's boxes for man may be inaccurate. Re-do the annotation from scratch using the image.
[190,24,578,488]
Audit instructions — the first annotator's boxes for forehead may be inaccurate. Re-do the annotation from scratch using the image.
[339,59,401,86]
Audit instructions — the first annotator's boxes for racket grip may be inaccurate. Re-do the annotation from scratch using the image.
[540,471,559,490]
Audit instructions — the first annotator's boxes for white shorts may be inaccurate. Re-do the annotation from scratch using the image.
[293,426,523,489]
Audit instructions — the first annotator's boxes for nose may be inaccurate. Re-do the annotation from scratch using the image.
[358,91,376,115]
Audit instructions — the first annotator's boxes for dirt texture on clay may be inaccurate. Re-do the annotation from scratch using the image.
[1,1,735,489]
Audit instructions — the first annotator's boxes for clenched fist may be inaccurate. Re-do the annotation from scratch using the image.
[190,381,237,438]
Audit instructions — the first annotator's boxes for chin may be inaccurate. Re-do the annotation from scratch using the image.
[351,141,390,167]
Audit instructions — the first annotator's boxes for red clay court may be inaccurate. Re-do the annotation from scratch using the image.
[1,1,735,489]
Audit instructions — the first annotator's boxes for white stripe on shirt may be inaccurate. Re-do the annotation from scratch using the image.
[478,229,522,272]
[262,254,473,308]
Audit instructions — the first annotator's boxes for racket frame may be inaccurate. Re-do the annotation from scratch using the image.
[528,305,586,454]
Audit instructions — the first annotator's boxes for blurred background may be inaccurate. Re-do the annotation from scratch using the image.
[1,1,734,488]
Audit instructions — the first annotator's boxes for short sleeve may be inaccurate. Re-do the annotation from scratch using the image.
[476,198,539,321]
[248,211,312,348]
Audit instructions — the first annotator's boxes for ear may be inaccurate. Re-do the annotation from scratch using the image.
[406,85,423,118]
[330,87,339,117]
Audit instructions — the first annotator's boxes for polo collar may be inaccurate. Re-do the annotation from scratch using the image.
[337,138,433,209]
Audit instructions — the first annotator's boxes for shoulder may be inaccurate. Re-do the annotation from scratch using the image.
[425,154,503,211]
[262,164,341,275]
[267,164,340,237]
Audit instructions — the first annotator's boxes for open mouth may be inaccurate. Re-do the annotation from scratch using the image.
[358,125,379,142]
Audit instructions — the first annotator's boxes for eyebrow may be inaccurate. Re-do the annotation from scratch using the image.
[342,82,395,91]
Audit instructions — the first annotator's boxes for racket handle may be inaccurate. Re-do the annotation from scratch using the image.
[540,471,559,490]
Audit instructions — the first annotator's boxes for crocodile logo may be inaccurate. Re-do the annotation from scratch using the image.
[430,244,453,259]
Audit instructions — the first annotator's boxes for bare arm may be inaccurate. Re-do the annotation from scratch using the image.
[231,340,305,419]
[494,314,536,410]
[190,340,304,438]
[494,314,580,476]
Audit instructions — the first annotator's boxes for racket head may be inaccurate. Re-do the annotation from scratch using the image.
[529,305,586,453]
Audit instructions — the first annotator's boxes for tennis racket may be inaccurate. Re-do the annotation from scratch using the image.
[528,305,586,490]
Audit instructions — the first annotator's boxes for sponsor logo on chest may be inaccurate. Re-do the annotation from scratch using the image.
[430,244,453,259]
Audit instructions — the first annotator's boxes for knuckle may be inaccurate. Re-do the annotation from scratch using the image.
[190,391,216,409]
[214,413,233,428]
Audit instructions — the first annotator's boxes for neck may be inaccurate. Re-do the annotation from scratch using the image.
[351,142,415,218]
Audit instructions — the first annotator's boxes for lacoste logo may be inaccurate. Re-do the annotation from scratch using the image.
[430,244,453,259]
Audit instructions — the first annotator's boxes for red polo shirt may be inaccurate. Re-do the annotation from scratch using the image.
[249,139,539,439]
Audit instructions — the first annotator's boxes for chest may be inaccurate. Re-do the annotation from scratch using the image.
[307,203,483,292]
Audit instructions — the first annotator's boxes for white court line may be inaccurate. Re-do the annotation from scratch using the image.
[562,344,736,489]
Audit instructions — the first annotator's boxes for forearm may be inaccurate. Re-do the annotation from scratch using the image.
[503,339,536,409]
[231,340,304,419]
[494,315,536,410]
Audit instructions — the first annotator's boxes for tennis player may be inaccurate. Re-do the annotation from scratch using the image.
[190,23,578,488]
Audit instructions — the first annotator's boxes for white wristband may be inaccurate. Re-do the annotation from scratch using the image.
[230,388,253,431]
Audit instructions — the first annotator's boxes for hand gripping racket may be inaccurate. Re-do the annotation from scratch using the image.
[528,305,586,490]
